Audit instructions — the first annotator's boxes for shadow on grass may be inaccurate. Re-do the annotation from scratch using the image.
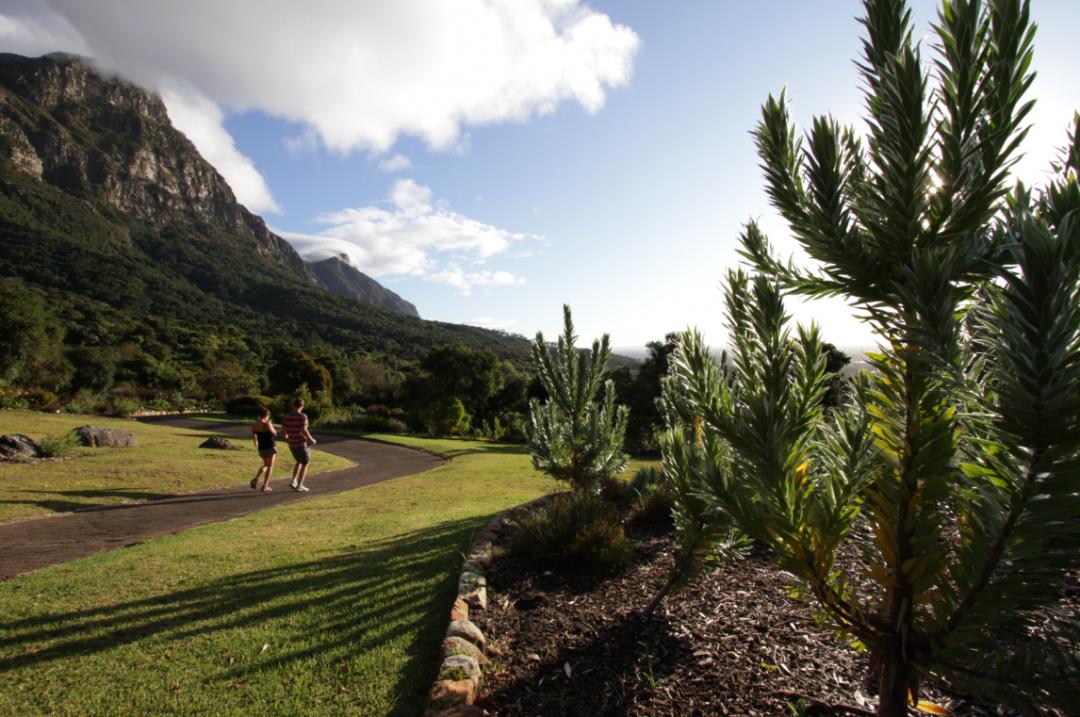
[0,517,483,715]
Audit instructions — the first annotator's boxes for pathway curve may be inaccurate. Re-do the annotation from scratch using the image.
[0,417,444,579]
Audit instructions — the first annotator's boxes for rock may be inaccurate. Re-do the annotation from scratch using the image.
[459,571,486,588]
[467,542,492,567]
[458,583,488,612]
[199,436,241,450]
[0,434,42,461]
[446,620,486,651]
[73,425,137,448]
[449,597,469,622]
[427,679,477,709]
[439,654,481,684]
[442,636,489,667]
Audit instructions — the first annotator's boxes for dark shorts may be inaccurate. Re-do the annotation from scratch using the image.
[289,444,311,465]
[258,448,277,459]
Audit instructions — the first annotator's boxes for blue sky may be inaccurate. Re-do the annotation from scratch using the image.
[4,1,1079,351]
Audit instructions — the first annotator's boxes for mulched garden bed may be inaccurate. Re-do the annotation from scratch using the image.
[474,514,1046,716]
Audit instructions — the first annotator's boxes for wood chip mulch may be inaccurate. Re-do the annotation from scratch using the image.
[474,517,1039,717]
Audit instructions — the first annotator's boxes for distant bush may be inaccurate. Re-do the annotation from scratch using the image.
[105,396,139,418]
[225,395,272,417]
[0,384,30,410]
[22,388,60,411]
[424,397,470,436]
[38,431,79,459]
[318,411,408,434]
[64,389,102,415]
[512,492,632,575]
[359,415,407,433]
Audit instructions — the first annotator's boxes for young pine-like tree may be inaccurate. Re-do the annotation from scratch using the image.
[660,0,1080,713]
[527,305,629,491]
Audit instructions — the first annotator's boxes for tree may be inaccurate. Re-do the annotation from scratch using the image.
[420,343,502,425]
[663,1,1080,713]
[268,349,333,398]
[821,342,852,408]
[199,360,258,401]
[0,278,72,390]
[624,333,680,453]
[424,397,471,436]
[528,305,629,491]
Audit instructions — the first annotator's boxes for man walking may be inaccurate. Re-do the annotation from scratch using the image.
[282,398,317,492]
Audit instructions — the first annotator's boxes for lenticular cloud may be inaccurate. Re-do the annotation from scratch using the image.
[20,0,639,154]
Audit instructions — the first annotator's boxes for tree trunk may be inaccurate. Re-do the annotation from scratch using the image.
[876,636,912,716]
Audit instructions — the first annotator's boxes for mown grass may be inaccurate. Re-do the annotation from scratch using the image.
[0,437,553,716]
[0,410,353,523]
[359,432,661,476]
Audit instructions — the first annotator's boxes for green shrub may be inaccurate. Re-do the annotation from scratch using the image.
[225,395,272,417]
[22,388,59,411]
[312,405,363,427]
[0,384,30,410]
[627,466,674,526]
[424,397,470,436]
[64,389,102,415]
[358,415,407,433]
[105,396,139,418]
[512,492,632,575]
[38,431,79,458]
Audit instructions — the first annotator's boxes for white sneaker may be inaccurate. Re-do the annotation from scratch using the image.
[296,485,310,492]
[290,479,298,490]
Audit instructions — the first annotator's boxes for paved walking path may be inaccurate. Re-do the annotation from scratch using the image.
[0,417,444,579]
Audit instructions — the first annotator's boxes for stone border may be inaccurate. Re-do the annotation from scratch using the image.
[425,493,558,717]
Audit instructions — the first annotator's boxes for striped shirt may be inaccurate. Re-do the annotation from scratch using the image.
[281,411,309,447]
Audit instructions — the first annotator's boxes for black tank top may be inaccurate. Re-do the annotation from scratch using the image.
[255,427,276,451]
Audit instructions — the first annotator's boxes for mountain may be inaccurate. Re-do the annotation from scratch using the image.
[0,52,533,394]
[307,256,419,318]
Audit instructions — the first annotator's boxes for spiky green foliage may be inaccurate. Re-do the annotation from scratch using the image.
[527,305,629,491]
[664,1,1080,714]
[639,331,752,618]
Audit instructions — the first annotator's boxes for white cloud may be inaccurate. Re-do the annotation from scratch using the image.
[377,154,412,173]
[160,83,281,214]
[276,179,536,294]
[14,1,638,154]
[282,128,319,157]
[428,266,526,296]
[0,9,85,57]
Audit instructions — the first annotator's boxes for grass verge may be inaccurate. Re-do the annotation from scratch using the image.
[0,436,552,716]
[0,410,353,523]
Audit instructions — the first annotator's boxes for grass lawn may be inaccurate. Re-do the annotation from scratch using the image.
[0,435,557,716]
[0,410,353,523]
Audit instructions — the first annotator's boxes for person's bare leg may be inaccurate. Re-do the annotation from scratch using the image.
[250,464,263,489]
[296,462,310,487]
[290,461,301,487]
[261,455,275,491]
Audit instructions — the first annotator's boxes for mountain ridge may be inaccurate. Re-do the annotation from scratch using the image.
[0,52,535,396]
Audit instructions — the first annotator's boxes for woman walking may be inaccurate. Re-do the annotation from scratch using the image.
[250,407,277,492]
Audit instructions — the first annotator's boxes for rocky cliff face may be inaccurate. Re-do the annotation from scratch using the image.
[0,52,306,273]
[307,256,420,318]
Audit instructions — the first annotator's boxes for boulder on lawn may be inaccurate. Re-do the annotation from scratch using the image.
[199,436,241,450]
[0,434,43,461]
[73,425,137,448]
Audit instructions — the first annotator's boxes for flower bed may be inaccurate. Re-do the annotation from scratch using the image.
[463,506,1056,716]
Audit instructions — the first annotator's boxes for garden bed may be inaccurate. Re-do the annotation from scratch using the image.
[474,513,1040,716]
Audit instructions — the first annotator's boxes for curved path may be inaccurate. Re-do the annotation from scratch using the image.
[0,417,444,579]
